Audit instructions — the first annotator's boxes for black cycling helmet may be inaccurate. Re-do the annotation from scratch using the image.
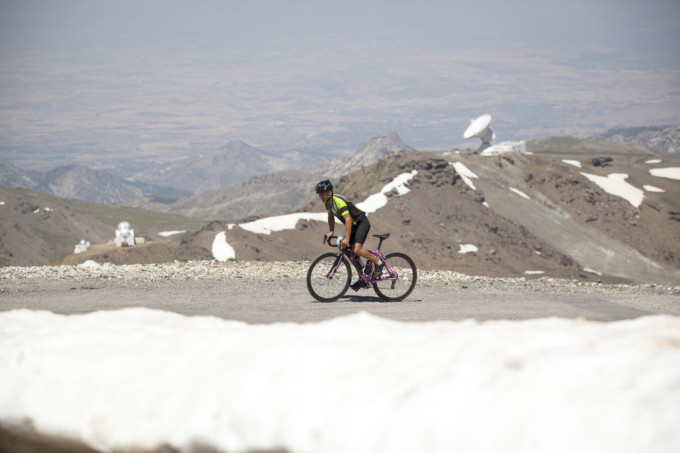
[315,179,333,194]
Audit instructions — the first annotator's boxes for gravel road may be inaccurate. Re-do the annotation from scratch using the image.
[1,261,679,323]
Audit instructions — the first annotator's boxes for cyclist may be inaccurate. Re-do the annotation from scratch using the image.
[315,179,384,286]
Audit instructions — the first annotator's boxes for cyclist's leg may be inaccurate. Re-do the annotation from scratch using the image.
[351,218,379,265]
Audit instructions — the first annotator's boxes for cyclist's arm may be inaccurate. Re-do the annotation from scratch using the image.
[326,211,335,241]
[340,213,352,248]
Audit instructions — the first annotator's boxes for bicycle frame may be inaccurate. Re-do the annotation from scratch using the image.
[326,236,398,285]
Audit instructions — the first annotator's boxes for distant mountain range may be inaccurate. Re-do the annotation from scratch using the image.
[123,131,415,220]
[1,132,414,209]
[589,124,679,155]
[0,163,190,204]
[0,126,677,212]
[315,131,416,177]
[122,170,320,222]
[127,140,316,193]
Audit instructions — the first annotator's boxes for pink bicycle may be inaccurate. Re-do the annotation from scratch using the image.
[306,234,417,302]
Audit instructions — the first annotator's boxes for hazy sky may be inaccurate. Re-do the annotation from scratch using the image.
[1,0,679,170]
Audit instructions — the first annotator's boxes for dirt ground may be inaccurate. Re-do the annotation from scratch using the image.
[2,275,678,324]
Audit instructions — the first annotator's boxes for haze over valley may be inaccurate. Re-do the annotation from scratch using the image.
[1,0,678,173]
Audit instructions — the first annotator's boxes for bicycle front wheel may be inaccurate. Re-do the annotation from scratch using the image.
[373,252,417,301]
[306,253,351,302]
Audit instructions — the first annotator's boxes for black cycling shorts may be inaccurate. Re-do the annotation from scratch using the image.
[350,217,370,246]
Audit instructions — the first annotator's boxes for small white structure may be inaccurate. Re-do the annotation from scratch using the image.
[115,221,135,247]
[464,114,526,156]
[74,240,90,254]
[480,140,526,156]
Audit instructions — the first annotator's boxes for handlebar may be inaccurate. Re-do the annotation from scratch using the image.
[323,235,346,249]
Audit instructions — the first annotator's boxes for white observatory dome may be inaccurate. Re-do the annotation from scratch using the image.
[117,222,132,234]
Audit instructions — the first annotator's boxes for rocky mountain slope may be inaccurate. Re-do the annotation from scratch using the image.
[60,147,680,285]
[589,124,680,155]
[5,132,680,285]
[316,131,415,177]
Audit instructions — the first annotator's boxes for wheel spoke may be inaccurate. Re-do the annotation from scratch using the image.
[373,253,417,301]
[307,253,351,302]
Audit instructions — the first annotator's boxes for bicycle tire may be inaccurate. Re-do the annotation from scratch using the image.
[307,252,352,302]
[372,252,417,302]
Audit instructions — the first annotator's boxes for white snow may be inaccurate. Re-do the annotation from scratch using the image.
[77,260,100,269]
[584,268,603,276]
[524,270,545,275]
[0,201,5,206]
[645,159,662,164]
[457,244,478,254]
[239,212,329,235]
[580,172,645,208]
[212,231,236,261]
[356,170,417,213]
[240,171,417,235]
[643,185,665,193]
[509,187,530,200]
[451,162,478,190]
[1,309,679,453]
[562,159,582,168]
[158,230,186,237]
[650,167,680,180]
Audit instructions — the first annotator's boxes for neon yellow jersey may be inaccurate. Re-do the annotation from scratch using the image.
[325,194,366,225]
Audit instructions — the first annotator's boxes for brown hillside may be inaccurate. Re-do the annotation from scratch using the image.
[27,149,680,285]
[0,187,208,267]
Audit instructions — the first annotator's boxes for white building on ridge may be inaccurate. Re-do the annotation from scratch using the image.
[115,221,135,247]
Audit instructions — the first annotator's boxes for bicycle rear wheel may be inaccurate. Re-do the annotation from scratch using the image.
[373,252,417,301]
[306,253,351,302]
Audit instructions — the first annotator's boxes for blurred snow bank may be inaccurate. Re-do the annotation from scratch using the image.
[1,309,679,453]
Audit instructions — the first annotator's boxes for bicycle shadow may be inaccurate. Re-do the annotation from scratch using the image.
[311,294,415,303]
[341,294,385,303]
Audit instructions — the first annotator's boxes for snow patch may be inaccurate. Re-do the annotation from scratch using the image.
[650,167,680,180]
[562,159,581,168]
[77,260,100,269]
[509,188,530,200]
[451,162,478,190]
[211,231,236,261]
[357,170,417,213]
[580,172,644,208]
[584,268,603,276]
[240,171,417,235]
[643,185,665,193]
[158,230,186,237]
[457,244,478,254]
[240,213,328,235]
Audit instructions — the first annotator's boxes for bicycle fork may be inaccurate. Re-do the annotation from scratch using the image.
[325,255,344,279]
